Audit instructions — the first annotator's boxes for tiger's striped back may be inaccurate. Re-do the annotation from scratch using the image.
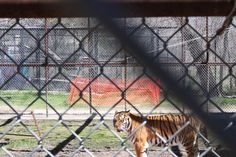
[113,111,202,157]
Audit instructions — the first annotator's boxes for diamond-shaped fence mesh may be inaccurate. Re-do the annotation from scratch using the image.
[0,6,235,157]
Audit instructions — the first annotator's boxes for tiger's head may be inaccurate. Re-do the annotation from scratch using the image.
[113,110,131,133]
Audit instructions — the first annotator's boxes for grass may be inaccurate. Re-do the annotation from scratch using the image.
[0,119,223,156]
[0,90,170,112]
[0,120,132,156]
[0,90,233,156]
[0,90,235,112]
[213,97,236,105]
[0,90,88,110]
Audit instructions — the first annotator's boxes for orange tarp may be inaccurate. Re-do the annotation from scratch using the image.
[68,77,160,106]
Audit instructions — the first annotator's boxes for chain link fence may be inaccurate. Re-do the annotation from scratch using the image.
[0,3,235,157]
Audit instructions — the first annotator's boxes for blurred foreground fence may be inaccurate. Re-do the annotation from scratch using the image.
[0,0,235,157]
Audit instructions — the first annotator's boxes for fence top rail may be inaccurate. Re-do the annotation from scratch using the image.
[0,0,234,17]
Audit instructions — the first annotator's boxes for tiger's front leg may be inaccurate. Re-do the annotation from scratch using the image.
[134,142,148,157]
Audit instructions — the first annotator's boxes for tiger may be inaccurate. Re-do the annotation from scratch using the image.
[113,110,205,157]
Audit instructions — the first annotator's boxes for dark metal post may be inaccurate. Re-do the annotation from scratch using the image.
[44,18,49,117]
[88,17,92,114]
[124,18,127,111]
[206,16,209,113]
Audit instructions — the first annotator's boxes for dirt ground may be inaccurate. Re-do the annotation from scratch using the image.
[6,149,235,157]
[6,149,234,157]
[0,108,232,157]
[6,149,176,157]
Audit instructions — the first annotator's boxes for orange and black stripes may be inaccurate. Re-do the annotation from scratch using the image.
[113,111,202,157]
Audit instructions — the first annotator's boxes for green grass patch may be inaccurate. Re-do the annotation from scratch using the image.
[0,90,234,112]
[213,97,236,105]
[0,90,166,110]
[0,90,89,110]
[0,120,131,155]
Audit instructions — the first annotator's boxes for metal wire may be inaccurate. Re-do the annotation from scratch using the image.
[0,1,235,157]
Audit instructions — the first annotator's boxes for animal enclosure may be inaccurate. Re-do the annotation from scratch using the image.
[0,1,235,157]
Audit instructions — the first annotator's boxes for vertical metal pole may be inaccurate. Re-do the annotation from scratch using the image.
[181,17,186,113]
[89,86,92,114]
[88,18,92,114]
[36,30,41,89]
[45,18,49,117]
[206,16,209,113]
[214,38,217,94]
[227,32,232,94]
[124,18,127,111]
[124,55,127,111]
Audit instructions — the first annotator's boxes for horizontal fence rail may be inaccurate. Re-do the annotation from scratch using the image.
[0,0,234,17]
